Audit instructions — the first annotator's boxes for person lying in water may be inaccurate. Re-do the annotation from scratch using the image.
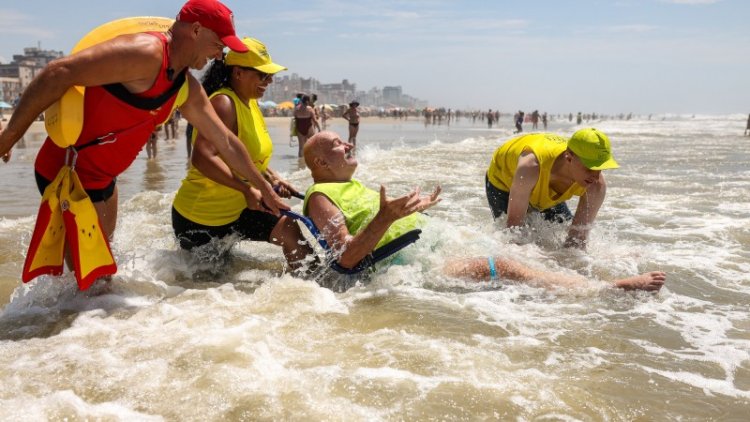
[302,130,666,291]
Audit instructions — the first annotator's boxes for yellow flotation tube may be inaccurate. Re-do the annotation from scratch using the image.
[44,16,175,147]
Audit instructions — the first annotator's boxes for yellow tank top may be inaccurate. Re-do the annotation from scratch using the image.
[173,88,273,226]
[486,133,586,210]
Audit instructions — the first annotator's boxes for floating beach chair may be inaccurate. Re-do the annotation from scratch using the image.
[281,208,422,275]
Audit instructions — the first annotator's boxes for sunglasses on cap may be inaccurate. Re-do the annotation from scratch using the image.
[240,67,273,82]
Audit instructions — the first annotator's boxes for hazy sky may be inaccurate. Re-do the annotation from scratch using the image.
[0,0,747,114]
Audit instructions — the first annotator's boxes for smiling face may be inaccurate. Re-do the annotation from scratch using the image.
[233,67,273,100]
[306,131,357,182]
[322,134,357,173]
[190,25,226,70]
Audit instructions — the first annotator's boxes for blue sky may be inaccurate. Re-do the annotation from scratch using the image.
[0,0,747,114]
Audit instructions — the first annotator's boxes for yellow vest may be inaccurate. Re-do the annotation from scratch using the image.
[487,133,586,210]
[173,88,273,226]
[303,180,425,250]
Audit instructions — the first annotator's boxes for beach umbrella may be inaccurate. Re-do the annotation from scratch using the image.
[320,104,334,112]
[0,101,12,109]
[264,100,277,107]
[277,101,295,110]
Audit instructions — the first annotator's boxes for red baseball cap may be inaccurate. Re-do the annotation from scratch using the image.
[177,0,248,52]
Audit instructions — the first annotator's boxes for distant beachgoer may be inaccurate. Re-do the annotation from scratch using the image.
[146,127,160,159]
[486,128,619,249]
[293,94,320,157]
[342,101,360,148]
[745,114,750,136]
[320,105,329,130]
[170,110,181,139]
[163,116,174,139]
[293,92,303,106]
[514,111,524,133]
[487,109,495,129]
[542,112,548,130]
[531,110,540,130]
[576,112,583,125]
[310,94,320,133]
[303,130,665,291]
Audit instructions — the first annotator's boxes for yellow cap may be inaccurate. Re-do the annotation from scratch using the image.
[567,128,619,170]
[225,37,287,74]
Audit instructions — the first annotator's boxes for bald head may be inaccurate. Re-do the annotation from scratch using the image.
[303,131,335,169]
[304,131,357,183]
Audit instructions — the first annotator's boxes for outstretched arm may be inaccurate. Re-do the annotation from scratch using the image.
[506,152,540,227]
[308,185,441,269]
[0,33,164,161]
[179,75,288,215]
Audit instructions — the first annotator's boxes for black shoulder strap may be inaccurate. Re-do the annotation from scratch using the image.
[102,70,186,110]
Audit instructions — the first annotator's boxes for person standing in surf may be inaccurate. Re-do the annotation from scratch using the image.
[0,0,288,288]
[342,101,360,148]
[172,37,312,271]
[485,128,619,249]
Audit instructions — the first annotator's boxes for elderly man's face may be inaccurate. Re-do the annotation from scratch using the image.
[321,135,356,174]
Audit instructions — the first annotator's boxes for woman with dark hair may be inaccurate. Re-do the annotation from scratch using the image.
[293,94,320,157]
[342,101,360,147]
[172,37,312,271]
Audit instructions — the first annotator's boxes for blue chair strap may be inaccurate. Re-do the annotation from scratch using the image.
[281,210,421,275]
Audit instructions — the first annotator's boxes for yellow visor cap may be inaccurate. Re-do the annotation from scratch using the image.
[567,128,619,170]
[225,37,287,74]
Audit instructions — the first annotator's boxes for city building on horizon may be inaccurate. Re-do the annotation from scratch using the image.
[265,72,427,109]
[0,45,63,103]
[0,45,427,110]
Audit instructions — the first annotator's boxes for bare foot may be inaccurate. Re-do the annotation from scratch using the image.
[613,271,666,292]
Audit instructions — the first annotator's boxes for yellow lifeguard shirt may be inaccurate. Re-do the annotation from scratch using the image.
[173,88,273,226]
[486,133,586,211]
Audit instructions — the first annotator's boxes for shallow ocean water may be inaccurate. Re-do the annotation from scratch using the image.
[0,114,748,420]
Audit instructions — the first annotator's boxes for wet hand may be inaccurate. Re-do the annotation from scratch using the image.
[0,129,10,162]
[273,180,301,199]
[244,186,263,211]
[416,185,442,212]
[378,185,442,222]
[260,183,290,216]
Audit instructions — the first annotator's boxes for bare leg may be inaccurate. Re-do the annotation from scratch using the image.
[349,124,359,148]
[443,256,666,291]
[268,215,314,271]
[297,133,308,158]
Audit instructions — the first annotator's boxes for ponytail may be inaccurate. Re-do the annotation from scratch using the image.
[201,54,232,96]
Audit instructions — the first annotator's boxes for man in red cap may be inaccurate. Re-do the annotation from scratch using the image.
[0,0,288,287]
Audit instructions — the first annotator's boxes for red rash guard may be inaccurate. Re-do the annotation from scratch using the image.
[35,32,185,189]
